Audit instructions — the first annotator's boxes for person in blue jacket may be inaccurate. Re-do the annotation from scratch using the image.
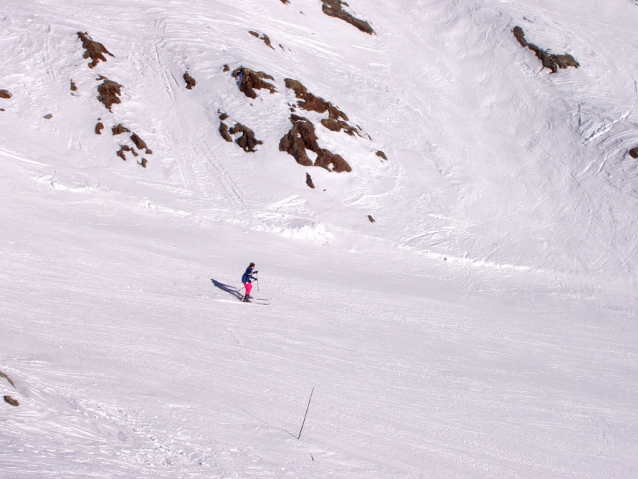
[241,263,258,301]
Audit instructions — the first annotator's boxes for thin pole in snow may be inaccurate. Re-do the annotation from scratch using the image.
[297,387,314,440]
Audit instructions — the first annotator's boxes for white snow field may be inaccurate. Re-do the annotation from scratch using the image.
[1,0,638,477]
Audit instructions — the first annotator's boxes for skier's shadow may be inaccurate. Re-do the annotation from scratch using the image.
[211,279,243,299]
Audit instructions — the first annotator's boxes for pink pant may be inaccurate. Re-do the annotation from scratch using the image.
[244,282,252,296]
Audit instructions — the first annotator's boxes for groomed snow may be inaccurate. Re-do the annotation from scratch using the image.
[1,0,638,477]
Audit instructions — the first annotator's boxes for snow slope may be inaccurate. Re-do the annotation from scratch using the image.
[1,0,638,477]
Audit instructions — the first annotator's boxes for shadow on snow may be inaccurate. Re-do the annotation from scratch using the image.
[211,278,243,299]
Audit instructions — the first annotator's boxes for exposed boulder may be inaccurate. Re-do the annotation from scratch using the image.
[95,121,104,134]
[231,67,277,99]
[284,78,358,136]
[513,26,579,73]
[77,32,114,69]
[112,123,130,135]
[279,115,317,167]
[97,78,123,111]
[279,115,352,172]
[130,133,147,151]
[0,90,11,99]
[229,123,263,152]
[138,158,148,168]
[219,121,233,142]
[116,145,132,160]
[629,147,638,159]
[321,0,375,35]
[43,114,53,119]
[368,215,375,223]
[376,150,387,160]
[70,80,78,92]
[3,395,19,407]
[184,71,196,89]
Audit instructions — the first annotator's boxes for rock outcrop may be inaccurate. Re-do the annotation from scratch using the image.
[280,115,352,172]
[321,0,374,35]
[232,67,277,99]
[77,32,114,69]
[513,26,579,73]
[285,79,359,136]
[97,78,123,111]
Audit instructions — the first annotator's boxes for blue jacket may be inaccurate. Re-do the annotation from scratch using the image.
[242,267,257,283]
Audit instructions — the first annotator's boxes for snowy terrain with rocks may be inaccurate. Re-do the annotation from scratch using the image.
[1,0,638,477]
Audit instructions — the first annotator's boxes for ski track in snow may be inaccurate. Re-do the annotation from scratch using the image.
[1,0,638,477]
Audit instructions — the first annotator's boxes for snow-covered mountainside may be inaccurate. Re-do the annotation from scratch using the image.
[1,0,637,477]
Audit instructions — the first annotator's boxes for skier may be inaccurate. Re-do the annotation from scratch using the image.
[241,262,258,302]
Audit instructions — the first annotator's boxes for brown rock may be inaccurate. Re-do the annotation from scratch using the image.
[279,115,352,172]
[95,122,104,134]
[375,150,387,160]
[3,395,19,407]
[43,114,53,119]
[219,121,233,142]
[138,158,148,168]
[130,133,147,151]
[117,145,132,160]
[0,90,11,99]
[231,67,277,99]
[513,26,579,74]
[629,147,638,159]
[249,31,275,50]
[315,148,351,173]
[70,80,78,92]
[306,172,315,189]
[285,78,358,136]
[368,215,375,223]
[111,123,130,135]
[184,71,196,90]
[0,371,15,388]
[321,0,375,35]
[77,32,114,69]
[279,115,318,167]
[229,123,263,152]
[97,78,123,111]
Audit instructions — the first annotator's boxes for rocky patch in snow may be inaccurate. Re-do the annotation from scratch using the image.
[248,31,275,50]
[280,115,352,172]
[3,395,19,407]
[218,113,262,152]
[285,78,359,136]
[77,32,113,69]
[305,172,315,188]
[321,0,374,35]
[96,77,123,111]
[513,26,579,73]
[183,71,196,89]
[232,67,277,99]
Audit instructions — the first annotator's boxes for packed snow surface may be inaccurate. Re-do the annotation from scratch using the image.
[1,0,638,477]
